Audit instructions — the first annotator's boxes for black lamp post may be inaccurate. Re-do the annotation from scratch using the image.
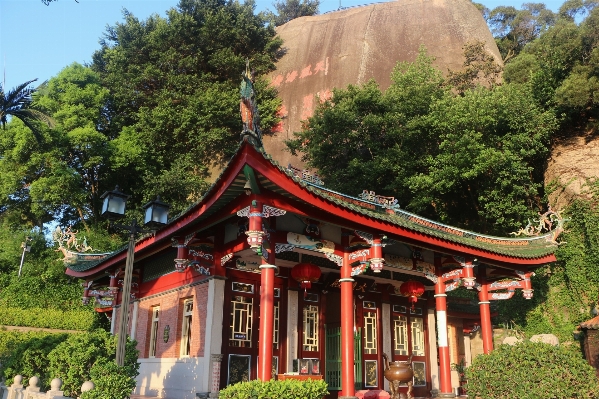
[100,186,170,367]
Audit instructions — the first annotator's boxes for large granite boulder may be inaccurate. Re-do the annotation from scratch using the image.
[264,0,502,167]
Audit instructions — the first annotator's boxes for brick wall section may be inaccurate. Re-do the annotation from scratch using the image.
[112,302,135,342]
[117,282,209,359]
[584,330,599,373]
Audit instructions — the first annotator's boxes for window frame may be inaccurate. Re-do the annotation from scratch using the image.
[149,306,160,357]
[180,298,193,357]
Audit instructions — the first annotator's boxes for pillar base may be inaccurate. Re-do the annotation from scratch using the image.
[437,393,456,398]
[338,396,359,399]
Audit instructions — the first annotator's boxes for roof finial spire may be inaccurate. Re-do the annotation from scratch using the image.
[240,59,263,148]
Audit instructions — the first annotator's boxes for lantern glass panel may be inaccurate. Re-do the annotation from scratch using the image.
[143,198,170,228]
[101,194,126,218]
[144,204,168,225]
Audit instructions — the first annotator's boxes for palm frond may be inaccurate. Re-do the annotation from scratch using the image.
[0,78,54,142]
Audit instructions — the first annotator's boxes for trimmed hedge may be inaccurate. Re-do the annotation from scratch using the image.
[0,307,95,330]
[466,341,599,399]
[0,330,68,358]
[0,329,139,398]
[220,379,329,399]
[0,332,69,389]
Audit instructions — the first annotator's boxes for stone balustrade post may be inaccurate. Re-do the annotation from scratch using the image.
[25,377,42,399]
[77,381,95,399]
[45,378,64,398]
[3,375,91,399]
[7,375,24,399]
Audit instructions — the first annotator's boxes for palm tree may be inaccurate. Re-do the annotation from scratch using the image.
[0,78,53,141]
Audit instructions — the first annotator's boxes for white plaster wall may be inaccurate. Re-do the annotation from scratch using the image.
[130,301,139,340]
[287,290,299,373]
[427,308,439,391]
[381,303,391,391]
[201,278,226,391]
[135,357,209,398]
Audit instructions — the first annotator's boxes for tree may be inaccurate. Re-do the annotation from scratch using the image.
[287,48,447,210]
[447,40,503,94]
[488,3,557,62]
[407,83,557,233]
[265,0,320,26]
[0,79,53,142]
[0,64,112,228]
[92,0,283,215]
[288,48,558,234]
[503,5,599,123]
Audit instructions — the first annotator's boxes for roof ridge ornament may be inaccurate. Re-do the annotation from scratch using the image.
[510,205,567,246]
[239,59,263,149]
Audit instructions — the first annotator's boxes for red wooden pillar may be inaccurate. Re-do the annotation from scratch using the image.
[478,265,493,354]
[340,234,356,398]
[434,256,454,397]
[255,201,275,381]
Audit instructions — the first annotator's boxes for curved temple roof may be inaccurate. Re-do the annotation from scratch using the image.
[66,140,558,277]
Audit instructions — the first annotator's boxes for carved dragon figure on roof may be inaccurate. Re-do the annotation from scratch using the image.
[52,226,110,266]
[510,206,567,246]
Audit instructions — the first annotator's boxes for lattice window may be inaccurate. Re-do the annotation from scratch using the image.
[303,304,319,351]
[180,299,193,357]
[393,314,408,356]
[411,317,425,356]
[364,311,377,354]
[230,296,253,348]
[149,306,160,357]
[273,302,280,350]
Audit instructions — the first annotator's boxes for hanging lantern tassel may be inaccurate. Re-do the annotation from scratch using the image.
[301,281,312,298]
[291,263,321,299]
[399,280,426,311]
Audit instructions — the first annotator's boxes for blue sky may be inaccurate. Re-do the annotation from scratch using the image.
[1,0,564,91]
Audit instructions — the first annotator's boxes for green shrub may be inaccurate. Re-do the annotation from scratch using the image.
[0,329,138,396]
[0,330,64,358]
[466,341,599,399]
[47,329,139,397]
[0,332,68,389]
[79,359,137,399]
[0,307,95,330]
[219,379,329,399]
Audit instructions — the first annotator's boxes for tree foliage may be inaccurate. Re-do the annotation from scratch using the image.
[0,79,54,143]
[264,0,320,26]
[503,5,599,127]
[495,190,599,341]
[488,3,557,61]
[288,47,557,234]
[91,0,282,215]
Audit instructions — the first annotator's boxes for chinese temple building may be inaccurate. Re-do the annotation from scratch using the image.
[64,75,560,399]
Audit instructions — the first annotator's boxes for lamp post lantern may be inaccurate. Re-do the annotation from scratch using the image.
[100,186,169,367]
[18,236,32,277]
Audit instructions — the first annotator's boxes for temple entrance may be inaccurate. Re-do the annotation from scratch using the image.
[324,292,362,393]
[221,269,287,386]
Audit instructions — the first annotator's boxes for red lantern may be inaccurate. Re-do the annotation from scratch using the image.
[399,280,426,310]
[291,263,322,297]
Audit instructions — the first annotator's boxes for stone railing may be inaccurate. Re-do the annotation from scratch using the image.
[0,375,94,399]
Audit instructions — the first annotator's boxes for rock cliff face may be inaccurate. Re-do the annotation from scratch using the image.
[264,0,502,167]
[545,130,599,209]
